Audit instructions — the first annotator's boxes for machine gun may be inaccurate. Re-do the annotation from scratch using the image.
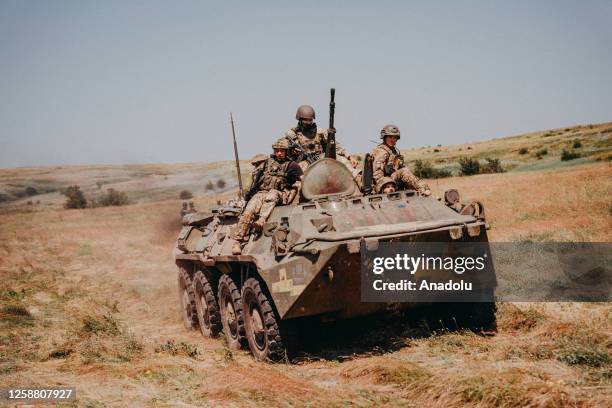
[285,134,319,164]
[325,88,336,159]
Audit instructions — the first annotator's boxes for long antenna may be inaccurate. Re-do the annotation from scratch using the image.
[230,112,244,198]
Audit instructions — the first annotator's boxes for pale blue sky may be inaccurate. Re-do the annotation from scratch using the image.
[1,0,611,167]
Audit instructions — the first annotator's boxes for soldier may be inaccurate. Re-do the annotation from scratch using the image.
[231,139,303,255]
[372,124,431,196]
[285,105,360,179]
[180,202,188,218]
[188,201,197,213]
[377,177,397,194]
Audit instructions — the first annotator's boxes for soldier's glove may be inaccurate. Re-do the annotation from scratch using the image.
[327,127,336,135]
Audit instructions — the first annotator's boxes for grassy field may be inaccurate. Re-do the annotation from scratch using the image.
[0,124,611,407]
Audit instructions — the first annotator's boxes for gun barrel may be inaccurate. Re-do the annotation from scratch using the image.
[326,88,337,159]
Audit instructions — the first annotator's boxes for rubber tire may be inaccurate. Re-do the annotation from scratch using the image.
[178,267,198,330]
[242,278,287,361]
[455,301,497,331]
[193,270,222,338]
[218,274,247,349]
[432,297,497,332]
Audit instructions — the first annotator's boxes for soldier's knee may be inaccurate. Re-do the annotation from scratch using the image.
[265,190,281,202]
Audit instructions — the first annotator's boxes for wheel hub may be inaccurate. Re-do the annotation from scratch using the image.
[250,305,266,350]
[225,299,238,338]
[199,294,209,327]
[182,289,191,318]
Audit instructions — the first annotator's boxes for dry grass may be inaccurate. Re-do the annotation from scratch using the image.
[0,161,610,406]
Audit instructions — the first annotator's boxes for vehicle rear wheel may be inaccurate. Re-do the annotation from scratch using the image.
[178,267,198,330]
[432,290,497,332]
[218,274,246,349]
[242,278,287,361]
[193,270,221,338]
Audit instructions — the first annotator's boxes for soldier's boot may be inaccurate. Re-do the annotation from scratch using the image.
[232,241,242,255]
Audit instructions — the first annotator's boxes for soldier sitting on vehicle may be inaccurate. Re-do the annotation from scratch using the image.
[377,177,397,194]
[231,139,303,255]
[285,105,360,179]
[371,124,431,196]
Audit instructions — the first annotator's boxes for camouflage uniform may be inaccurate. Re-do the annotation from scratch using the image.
[285,127,360,177]
[231,144,302,246]
[372,124,430,195]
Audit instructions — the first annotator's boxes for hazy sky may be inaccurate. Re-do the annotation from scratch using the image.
[1,0,611,168]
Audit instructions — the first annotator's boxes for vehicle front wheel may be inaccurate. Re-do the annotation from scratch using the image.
[193,270,221,338]
[218,274,246,349]
[242,278,287,361]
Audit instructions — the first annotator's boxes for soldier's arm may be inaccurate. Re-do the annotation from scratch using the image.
[372,148,389,184]
[321,128,350,158]
[285,161,304,187]
[334,138,350,158]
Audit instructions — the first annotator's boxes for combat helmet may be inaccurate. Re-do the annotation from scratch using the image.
[295,105,316,120]
[272,138,290,150]
[376,177,397,193]
[380,124,401,139]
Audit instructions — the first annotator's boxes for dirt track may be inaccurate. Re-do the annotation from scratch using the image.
[1,163,611,407]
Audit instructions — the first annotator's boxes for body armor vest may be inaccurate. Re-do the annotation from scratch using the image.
[290,127,327,155]
[259,157,290,191]
[378,143,405,175]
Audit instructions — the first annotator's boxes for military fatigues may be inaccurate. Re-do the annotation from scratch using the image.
[285,127,360,178]
[372,143,430,195]
[231,156,302,242]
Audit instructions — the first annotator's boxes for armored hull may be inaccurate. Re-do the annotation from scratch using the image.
[175,159,496,360]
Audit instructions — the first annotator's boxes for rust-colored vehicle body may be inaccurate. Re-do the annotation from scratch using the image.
[175,158,495,360]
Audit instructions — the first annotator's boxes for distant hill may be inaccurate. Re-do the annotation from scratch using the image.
[399,122,612,174]
[1,121,610,208]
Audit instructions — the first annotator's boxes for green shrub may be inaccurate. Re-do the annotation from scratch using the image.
[458,157,480,176]
[572,139,582,148]
[561,149,580,161]
[535,149,548,159]
[413,160,452,179]
[24,186,38,196]
[413,159,434,178]
[481,158,505,174]
[92,188,130,207]
[205,181,214,191]
[216,178,226,189]
[63,185,88,209]
[518,147,528,155]
[155,339,200,359]
[557,348,610,367]
[82,314,120,336]
[179,190,193,200]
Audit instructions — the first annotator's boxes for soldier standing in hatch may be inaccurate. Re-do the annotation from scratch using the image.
[231,139,303,255]
[285,105,360,179]
[372,124,431,196]
[377,177,397,194]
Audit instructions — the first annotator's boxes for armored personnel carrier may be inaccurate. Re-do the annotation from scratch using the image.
[174,157,496,361]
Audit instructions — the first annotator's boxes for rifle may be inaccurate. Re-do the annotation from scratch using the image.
[285,134,319,164]
[229,113,244,198]
[325,88,336,159]
[244,161,267,201]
